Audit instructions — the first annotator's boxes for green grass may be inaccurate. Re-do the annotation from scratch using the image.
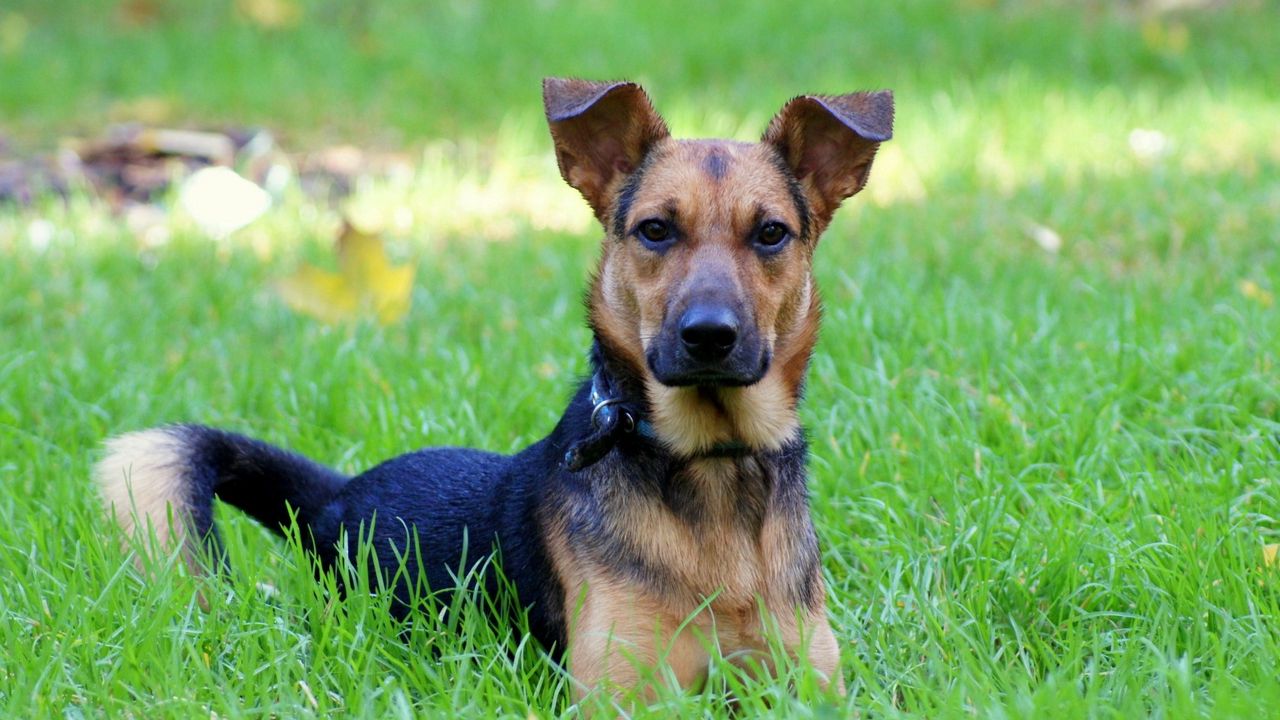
[3,0,1280,717]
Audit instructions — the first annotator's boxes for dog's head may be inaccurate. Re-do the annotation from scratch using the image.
[544,78,892,454]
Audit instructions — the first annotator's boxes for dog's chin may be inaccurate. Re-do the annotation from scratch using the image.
[646,351,771,389]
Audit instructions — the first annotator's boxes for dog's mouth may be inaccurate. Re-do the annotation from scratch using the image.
[646,344,771,388]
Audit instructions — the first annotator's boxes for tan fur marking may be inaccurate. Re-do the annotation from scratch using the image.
[591,272,649,376]
[569,578,711,706]
[94,428,193,552]
[543,519,702,704]
[617,463,763,608]
[546,458,843,703]
[805,612,843,692]
[645,383,733,455]
[567,573,842,703]
[643,377,801,456]
[717,379,800,451]
[775,276,822,398]
[565,574,842,704]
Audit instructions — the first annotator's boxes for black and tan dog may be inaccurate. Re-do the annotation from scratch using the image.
[96,77,892,701]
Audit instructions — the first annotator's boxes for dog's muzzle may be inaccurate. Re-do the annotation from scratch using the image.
[647,301,769,387]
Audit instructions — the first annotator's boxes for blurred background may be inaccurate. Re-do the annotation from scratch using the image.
[1,0,1277,249]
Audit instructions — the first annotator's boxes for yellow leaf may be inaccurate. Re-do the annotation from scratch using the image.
[276,221,414,324]
[235,0,301,29]
[275,265,358,324]
[337,223,415,324]
[1240,280,1275,308]
[1265,544,1279,568]
[373,265,414,325]
[338,224,396,287]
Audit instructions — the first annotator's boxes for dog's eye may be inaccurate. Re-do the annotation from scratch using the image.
[757,222,790,248]
[638,220,672,244]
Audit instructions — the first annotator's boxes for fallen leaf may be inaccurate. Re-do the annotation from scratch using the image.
[1265,544,1279,568]
[236,0,302,29]
[1240,280,1275,308]
[276,221,414,325]
[338,223,415,323]
[277,265,355,323]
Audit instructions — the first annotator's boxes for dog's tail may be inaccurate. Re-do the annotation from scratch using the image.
[94,424,348,564]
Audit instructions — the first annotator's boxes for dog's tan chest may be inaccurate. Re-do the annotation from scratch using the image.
[617,458,788,604]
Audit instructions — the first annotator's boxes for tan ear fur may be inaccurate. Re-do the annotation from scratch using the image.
[543,77,670,222]
[763,91,894,227]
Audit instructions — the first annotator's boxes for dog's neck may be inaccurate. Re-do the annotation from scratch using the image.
[588,336,805,458]
[561,345,820,614]
[588,339,650,415]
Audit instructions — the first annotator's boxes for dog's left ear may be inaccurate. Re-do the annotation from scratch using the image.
[763,91,893,228]
[543,77,670,223]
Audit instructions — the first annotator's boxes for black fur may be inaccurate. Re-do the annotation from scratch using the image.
[768,149,813,241]
[611,151,658,239]
[702,149,729,181]
[166,340,818,655]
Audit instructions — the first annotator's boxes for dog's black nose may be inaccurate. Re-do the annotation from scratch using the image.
[679,305,738,361]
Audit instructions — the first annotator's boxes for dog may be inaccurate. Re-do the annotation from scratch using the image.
[95,77,893,703]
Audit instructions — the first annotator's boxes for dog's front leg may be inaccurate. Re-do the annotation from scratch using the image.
[803,614,845,695]
[727,601,846,696]
[567,584,709,708]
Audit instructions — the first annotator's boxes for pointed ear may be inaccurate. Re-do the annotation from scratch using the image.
[763,91,893,227]
[543,77,670,222]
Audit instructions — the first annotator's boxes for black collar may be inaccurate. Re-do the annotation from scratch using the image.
[562,368,751,471]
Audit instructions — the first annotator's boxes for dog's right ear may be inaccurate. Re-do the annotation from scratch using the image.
[763,91,894,229]
[543,78,670,223]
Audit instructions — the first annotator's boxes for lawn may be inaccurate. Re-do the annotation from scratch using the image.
[2,0,1279,717]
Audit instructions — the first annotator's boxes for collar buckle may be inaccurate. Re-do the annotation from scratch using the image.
[565,366,752,472]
